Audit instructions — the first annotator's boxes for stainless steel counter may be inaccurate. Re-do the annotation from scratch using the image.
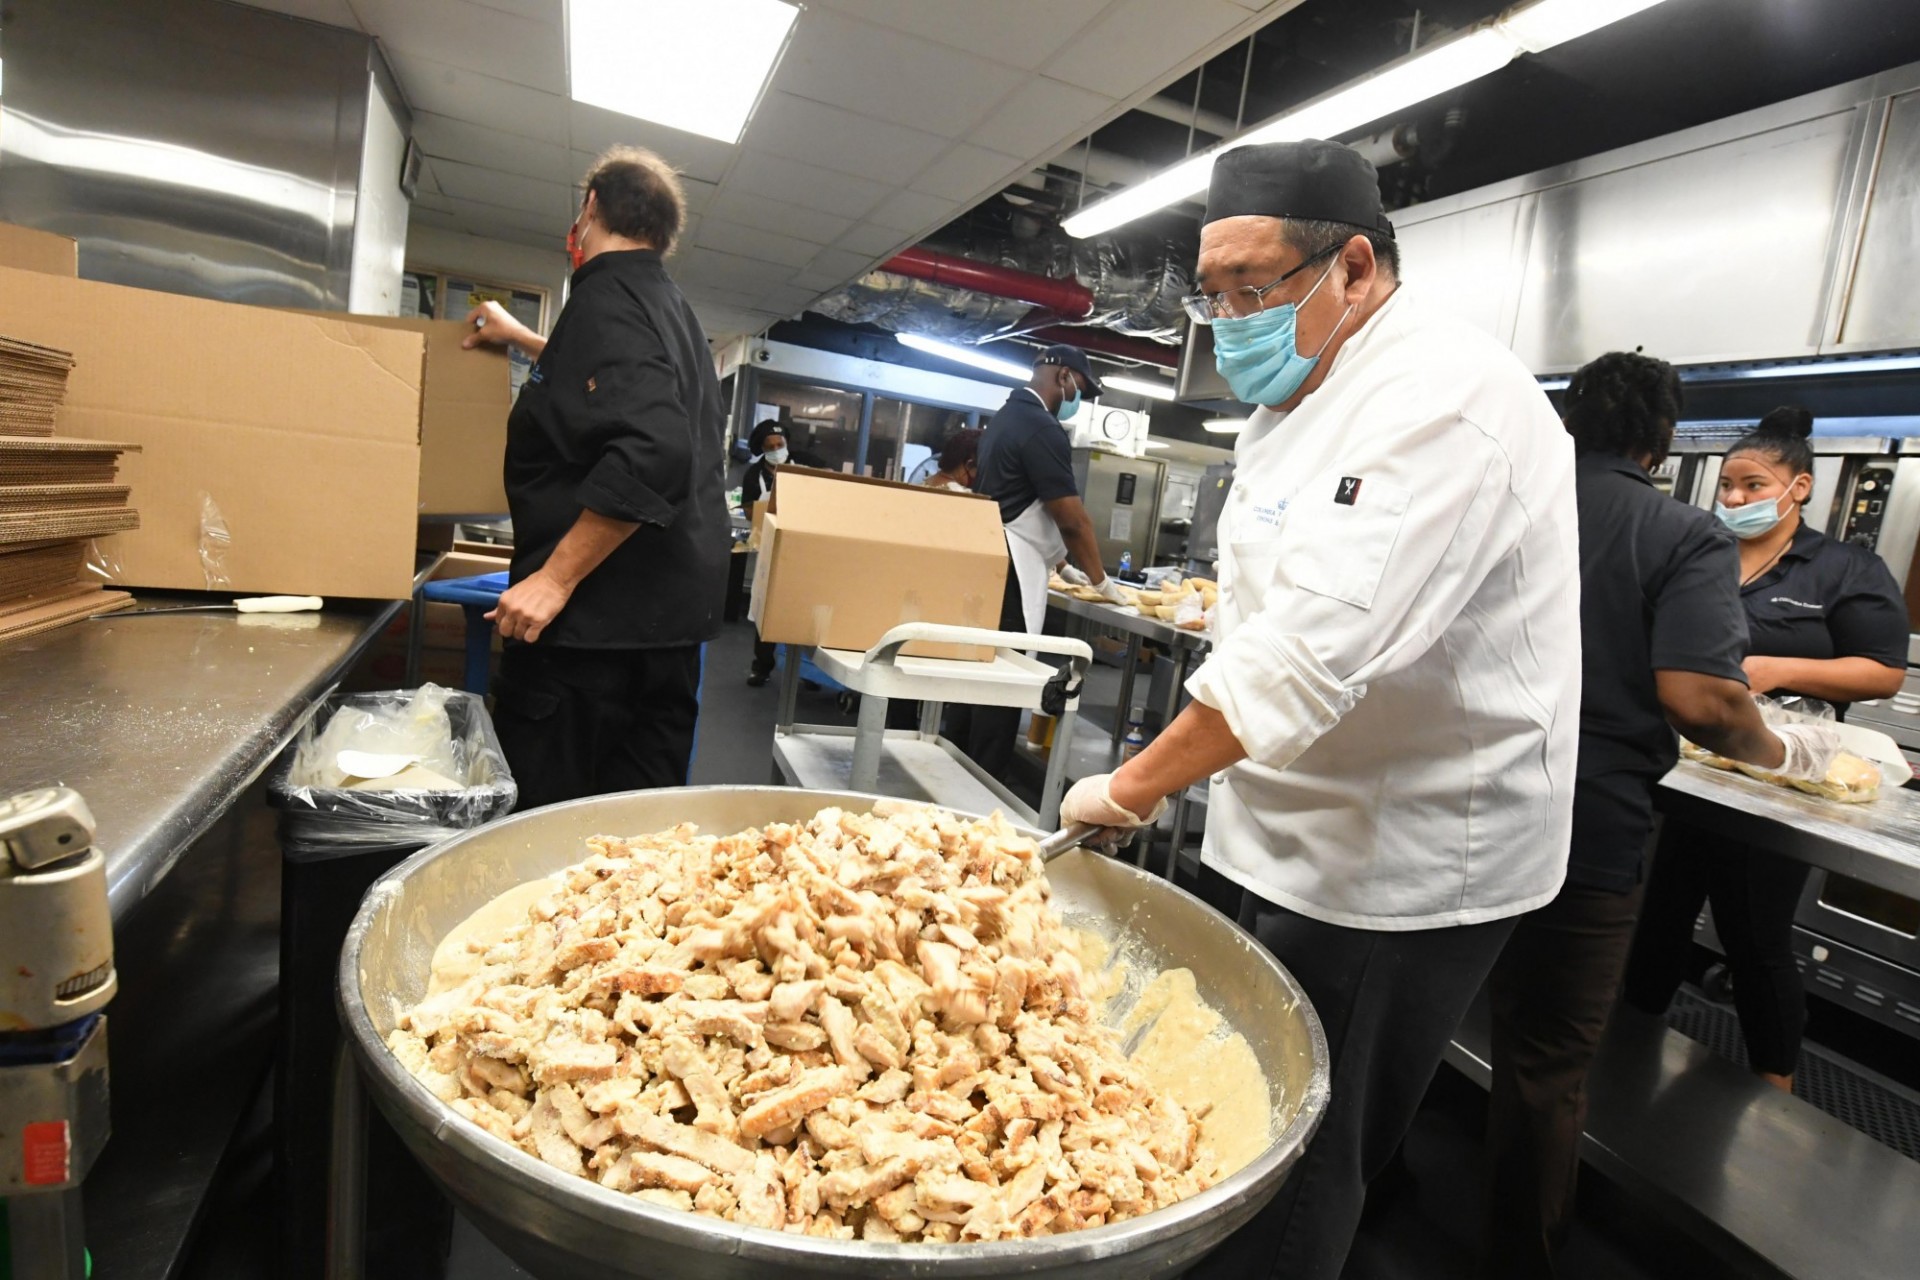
[1046,589,1213,651]
[1657,760,1920,899]
[0,600,404,922]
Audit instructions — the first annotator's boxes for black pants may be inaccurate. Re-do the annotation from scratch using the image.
[944,566,1027,781]
[750,629,777,681]
[1198,891,1517,1280]
[1622,817,1810,1076]
[491,643,701,811]
[1481,880,1644,1279]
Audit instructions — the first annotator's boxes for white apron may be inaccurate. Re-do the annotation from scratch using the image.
[1003,499,1067,635]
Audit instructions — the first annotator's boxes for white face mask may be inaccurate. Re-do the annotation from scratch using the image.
[765,446,790,465]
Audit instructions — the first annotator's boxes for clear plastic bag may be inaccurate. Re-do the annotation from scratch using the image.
[268,685,517,858]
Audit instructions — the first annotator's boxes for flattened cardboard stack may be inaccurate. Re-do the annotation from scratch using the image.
[0,336,139,641]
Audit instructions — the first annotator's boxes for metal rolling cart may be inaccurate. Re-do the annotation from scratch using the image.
[771,623,1092,828]
[1045,589,1213,876]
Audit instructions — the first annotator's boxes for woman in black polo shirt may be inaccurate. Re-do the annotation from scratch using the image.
[1624,407,1907,1091]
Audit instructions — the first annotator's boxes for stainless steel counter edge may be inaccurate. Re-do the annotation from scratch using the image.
[1046,589,1213,651]
[0,599,407,922]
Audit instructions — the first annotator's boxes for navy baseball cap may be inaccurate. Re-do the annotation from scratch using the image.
[1037,343,1102,396]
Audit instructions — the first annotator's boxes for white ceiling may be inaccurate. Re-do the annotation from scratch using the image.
[240,0,1296,341]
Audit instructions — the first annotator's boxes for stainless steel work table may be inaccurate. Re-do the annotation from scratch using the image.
[0,598,407,922]
[1657,759,1920,899]
[0,595,407,1280]
[1046,589,1211,871]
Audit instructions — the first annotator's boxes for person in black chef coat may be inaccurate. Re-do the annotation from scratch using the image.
[1624,406,1907,1091]
[1480,357,1840,1278]
[464,145,727,807]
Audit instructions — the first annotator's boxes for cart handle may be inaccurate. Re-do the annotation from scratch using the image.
[864,623,1093,678]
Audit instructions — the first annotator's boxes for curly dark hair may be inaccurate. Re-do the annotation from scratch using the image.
[938,427,984,473]
[1728,405,1815,477]
[581,146,686,254]
[1561,351,1684,466]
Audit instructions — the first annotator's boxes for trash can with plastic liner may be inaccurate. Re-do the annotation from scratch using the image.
[266,684,516,1279]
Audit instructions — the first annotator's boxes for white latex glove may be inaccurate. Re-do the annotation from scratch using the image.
[1061,774,1168,830]
[1094,576,1129,605]
[1769,722,1845,782]
[1057,563,1091,587]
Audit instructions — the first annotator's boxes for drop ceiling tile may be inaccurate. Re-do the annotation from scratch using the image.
[792,267,855,292]
[455,209,564,250]
[864,189,955,235]
[385,50,571,145]
[702,189,853,247]
[739,93,942,187]
[410,204,465,231]
[807,246,884,281]
[675,247,798,292]
[567,102,738,186]
[834,223,910,257]
[466,0,561,19]
[412,190,459,213]
[777,9,1024,140]
[446,197,568,237]
[908,143,1026,202]
[352,0,566,94]
[967,77,1115,158]
[432,157,575,217]
[1049,0,1250,95]
[413,111,576,183]
[696,219,823,270]
[724,150,890,221]
[816,0,1110,73]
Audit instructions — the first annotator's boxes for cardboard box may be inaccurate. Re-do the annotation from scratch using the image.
[0,222,78,277]
[320,315,511,517]
[0,265,425,598]
[748,468,1008,660]
[430,548,512,582]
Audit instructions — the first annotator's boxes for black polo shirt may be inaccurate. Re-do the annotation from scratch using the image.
[1571,452,1750,891]
[976,387,1077,525]
[1739,522,1907,716]
[504,249,728,649]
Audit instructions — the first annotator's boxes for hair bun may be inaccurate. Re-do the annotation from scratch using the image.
[1756,405,1814,440]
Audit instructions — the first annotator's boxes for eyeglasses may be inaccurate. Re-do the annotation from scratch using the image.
[1181,244,1341,325]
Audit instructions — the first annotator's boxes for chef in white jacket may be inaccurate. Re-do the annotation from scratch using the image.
[1061,139,1581,1279]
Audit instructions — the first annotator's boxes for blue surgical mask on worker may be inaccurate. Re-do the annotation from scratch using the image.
[1210,260,1349,407]
[1715,489,1792,540]
[1055,388,1081,423]
[765,446,790,465]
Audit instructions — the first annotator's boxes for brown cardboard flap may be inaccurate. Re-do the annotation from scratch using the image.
[0,222,79,277]
[0,266,425,598]
[314,314,511,516]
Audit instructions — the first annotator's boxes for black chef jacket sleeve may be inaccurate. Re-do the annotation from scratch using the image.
[1826,550,1909,668]
[568,316,693,528]
[1648,518,1750,681]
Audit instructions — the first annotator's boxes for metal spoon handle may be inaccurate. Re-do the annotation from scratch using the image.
[1036,823,1101,863]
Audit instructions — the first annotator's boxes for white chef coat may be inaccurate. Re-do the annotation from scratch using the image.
[1189,287,1580,931]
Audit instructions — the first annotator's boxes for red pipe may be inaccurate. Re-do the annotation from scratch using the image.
[1030,325,1179,370]
[880,247,1095,320]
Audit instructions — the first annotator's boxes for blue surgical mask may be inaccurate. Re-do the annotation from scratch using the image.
[765,446,790,465]
[1210,261,1349,407]
[1055,390,1081,423]
[1715,492,1789,540]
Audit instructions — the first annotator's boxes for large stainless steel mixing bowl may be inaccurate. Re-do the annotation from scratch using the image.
[339,787,1328,1280]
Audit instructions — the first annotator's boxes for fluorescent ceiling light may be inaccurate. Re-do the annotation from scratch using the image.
[567,0,798,144]
[1062,0,1674,239]
[1105,375,1178,401]
[1142,440,1171,451]
[897,333,1032,381]
[1502,0,1669,52]
[1203,418,1249,434]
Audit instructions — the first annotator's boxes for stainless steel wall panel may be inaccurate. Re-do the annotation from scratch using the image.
[0,0,380,309]
[1839,91,1920,351]
[1509,110,1859,371]
[1392,193,1532,344]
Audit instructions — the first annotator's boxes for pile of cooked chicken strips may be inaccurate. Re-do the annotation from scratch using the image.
[389,807,1218,1242]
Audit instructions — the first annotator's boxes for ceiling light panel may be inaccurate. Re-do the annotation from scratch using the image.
[1105,375,1178,401]
[566,0,798,144]
[897,334,1032,381]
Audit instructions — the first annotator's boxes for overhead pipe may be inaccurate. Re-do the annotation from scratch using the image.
[1029,325,1179,369]
[878,247,1095,320]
